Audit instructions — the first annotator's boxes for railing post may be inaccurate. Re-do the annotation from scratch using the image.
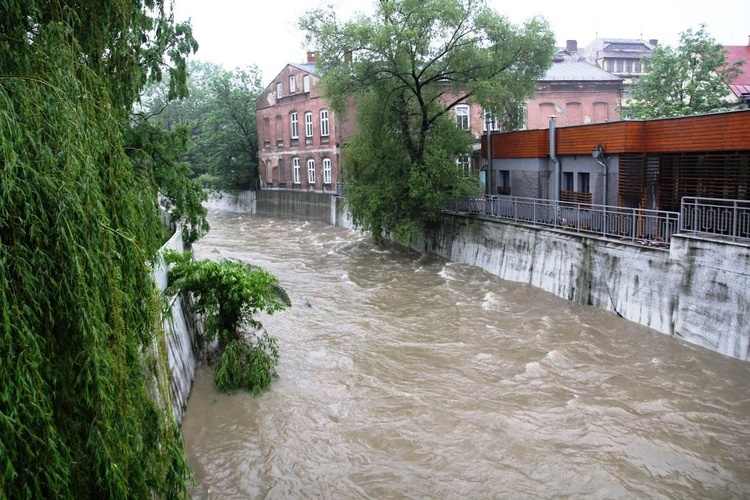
[693,198,699,236]
[733,200,739,243]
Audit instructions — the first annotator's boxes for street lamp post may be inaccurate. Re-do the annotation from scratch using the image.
[485,114,493,198]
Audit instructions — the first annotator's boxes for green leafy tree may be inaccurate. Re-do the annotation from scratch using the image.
[301,0,555,243]
[143,61,264,192]
[1,1,196,497]
[164,252,290,393]
[629,26,745,119]
[125,118,209,244]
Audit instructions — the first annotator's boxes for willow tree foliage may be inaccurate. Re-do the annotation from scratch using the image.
[1,1,197,497]
[629,26,745,119]
[164,252,290,394]
[142,61,265,192]
[301,0,555,243]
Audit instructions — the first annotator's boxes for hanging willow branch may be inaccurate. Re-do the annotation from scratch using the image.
[0,2,197,497]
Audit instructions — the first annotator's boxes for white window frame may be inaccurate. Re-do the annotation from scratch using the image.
[303,75,310,92]
[320,109,329,137]
[290,112,298,139]
[293,157,301,184]
[289,76,296,93]
[307,158,316,184]
[483,109,499,132]
[305,112,313,137]
[456,155,471,178]
[455,105,470,130]
[276,82,282,99]
[323,158,332,184]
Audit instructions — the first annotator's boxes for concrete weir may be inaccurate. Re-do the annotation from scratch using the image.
[204,190,750,362]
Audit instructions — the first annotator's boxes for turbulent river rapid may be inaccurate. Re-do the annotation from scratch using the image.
[182,209,750,498]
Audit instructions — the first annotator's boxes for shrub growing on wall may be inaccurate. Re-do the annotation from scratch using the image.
[164,251,291,394]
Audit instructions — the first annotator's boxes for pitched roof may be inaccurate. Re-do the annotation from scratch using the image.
[582,38,656,61]
[540,61,623,82]
[288,62,318,75]
[723,43,750,99]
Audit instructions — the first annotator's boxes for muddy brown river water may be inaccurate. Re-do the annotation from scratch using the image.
[182,209,750,498]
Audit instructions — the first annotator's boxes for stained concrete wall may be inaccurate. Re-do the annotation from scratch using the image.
[204,189,355,228]
[414,214,750,361]
[154,226,201,424]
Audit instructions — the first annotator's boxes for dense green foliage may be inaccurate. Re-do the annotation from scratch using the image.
[214,336,279,394]
[1,1,197,497]
[629,26,745,119]
[164,252,290,393]
[125,118,209,244]
[143,61,265,192]
[301,0,555,243]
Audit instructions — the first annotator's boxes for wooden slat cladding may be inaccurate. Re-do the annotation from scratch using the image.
[618,152,750,212]
[487,110,750,158]
[643,113,750,153]
[556,121,646,155]
[658,152,750,212]
[489,129,548,158]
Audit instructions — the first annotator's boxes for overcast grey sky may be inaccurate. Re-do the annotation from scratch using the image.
[173,0,748,84]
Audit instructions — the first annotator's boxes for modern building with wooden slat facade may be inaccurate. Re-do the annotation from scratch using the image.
[483,109,750,212]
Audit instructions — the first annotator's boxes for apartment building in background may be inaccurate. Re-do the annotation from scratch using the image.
[256,52,354,191]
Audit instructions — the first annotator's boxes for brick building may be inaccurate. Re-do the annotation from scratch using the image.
[256,52,353,191]
[256,53,491,191]
[525,62,624,130]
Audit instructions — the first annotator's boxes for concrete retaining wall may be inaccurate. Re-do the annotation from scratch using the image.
[154,227,201,424]
[204,189,354,228]
[414,214,750,361]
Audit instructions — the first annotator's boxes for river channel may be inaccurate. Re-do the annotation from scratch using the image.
[182,209,750,498]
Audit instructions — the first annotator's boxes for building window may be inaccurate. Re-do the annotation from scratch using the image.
[579,172,590,193]
[320,109,329,137]
[456,155,471,178]
[290,112,299,139]
[305,112,313,137]
[293,158,301,184]
[455,105,470,130]
[499,170,510,187]
[276,82,282,98]
[323,158,332,184]
[303,75,310,92]
[483,109,499,132]
[635,60,642,73]
[307,158,316,184]
[563,172,574,191]
[289,76,296,93]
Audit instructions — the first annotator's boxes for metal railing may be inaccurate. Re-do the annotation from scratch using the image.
[446,196,681,247]
[681,197,750,243]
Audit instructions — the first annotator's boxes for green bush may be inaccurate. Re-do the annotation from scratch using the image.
[164,251,290,393]
[214,333,280,394]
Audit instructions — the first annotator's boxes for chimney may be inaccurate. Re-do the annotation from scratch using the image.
[649,39,658,47]
[307,51,316,63]
[566,40,578,53]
